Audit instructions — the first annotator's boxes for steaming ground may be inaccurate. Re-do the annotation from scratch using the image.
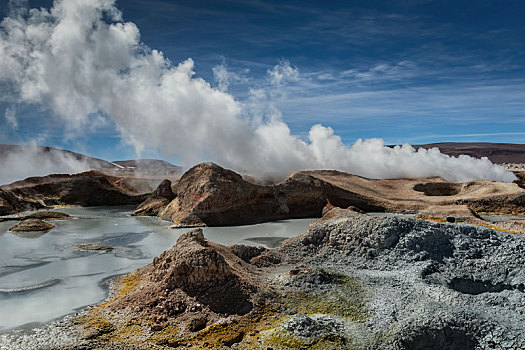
[0,0,516,183]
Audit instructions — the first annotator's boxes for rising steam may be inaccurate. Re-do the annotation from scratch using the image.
[0,0,517,183]
[0,145,91,185]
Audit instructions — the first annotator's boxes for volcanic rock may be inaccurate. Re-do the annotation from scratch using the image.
[414,205,481,222]
[0,188,37,215]
[103,228,261,330]
[74,244,114,251]
[131,179,176,216]
[1,171,147,212]
[229,245,267,263]
[131,163,525,228]
[0,211,72,222]
[156,162,385,227]
[9,218,55,232]
[23,211,72,220]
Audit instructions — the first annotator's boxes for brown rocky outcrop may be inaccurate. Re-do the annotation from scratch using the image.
[229,245,267,263]
[9,218,55,232]
[1,171,148,214]
[131,179,176,216]
[154,162,384,227]
[0,188,29,215]
[0,211,72,222]
[129,163,525,227]
[23,211,72,220]
[414,205,481,222]
[101,229,262,335]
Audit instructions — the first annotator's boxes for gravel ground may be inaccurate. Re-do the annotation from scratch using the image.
[274,212,525,349]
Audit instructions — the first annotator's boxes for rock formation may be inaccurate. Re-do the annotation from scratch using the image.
[22,211,72,220]
[0,188,37,216]
[0,171,148,215]
[9,218,55,232]
[0,211,72,223]
[141,162,385,227]
[131,162,525,227]
[78,229,265,346]
[131,179,176,216]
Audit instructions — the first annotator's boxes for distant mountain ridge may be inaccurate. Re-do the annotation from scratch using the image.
[0,144,117,169]
[112,159,182,172]
[411,142,525,164]
[0,144,181,171]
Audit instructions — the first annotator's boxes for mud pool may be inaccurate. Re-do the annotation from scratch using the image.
[0,206,313,330]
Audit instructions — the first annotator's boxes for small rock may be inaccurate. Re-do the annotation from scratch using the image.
[9,218,54,232]
[188,315,207,332]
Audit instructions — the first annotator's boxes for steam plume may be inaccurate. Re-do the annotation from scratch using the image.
[0,0,516,183]
[0,145,91,185]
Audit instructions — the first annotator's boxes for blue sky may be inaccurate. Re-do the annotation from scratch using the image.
[1,0,525,162]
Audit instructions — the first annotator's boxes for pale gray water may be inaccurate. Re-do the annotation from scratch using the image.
[0,206,313,330]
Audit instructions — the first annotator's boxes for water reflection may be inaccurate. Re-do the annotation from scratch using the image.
[10,230,51,239]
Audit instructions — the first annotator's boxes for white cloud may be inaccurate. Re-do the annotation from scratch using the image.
[0,0,516,183]
[212,62,247,92]
[317,73,335,81]
[267,59,299,86]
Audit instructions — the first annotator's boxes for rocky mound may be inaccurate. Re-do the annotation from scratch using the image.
[9,218,55,232]
[141,162,384,227]
[80,229,265,344]
[131,163,525,227]
[305,170,525,215]
[22,211,72,220]
[0,171,148,215]
[270,210,525,348]
[414,205,481,222]
[0,211,73,224]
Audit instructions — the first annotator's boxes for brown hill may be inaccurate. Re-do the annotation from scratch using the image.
[412,142,525,164]
[0,171,148,215]
[135,162,385,227]
[133,163,525,227]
